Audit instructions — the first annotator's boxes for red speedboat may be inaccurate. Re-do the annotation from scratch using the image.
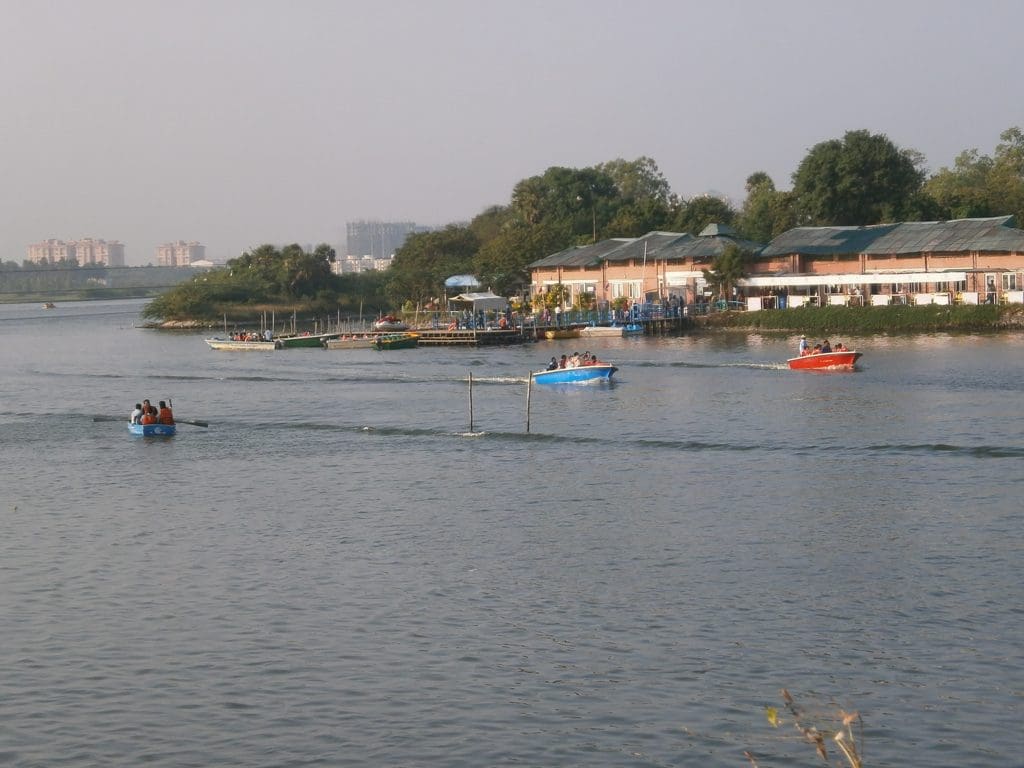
[788,351,862,371]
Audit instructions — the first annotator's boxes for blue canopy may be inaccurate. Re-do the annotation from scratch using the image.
[444,274,481,289]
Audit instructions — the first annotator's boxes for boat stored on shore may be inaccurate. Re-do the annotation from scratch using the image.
[532,363,618,384]
[787,351,862,371]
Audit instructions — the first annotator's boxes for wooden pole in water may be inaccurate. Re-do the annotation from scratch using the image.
[525,372,533,433]
[223,313,227,334]
[468,371,474,432]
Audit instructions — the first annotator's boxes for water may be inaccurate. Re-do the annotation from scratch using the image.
[1,300,1021,767]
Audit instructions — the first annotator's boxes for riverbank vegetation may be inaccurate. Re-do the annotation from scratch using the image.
[698,303,1024,334]
[141,243,388,323]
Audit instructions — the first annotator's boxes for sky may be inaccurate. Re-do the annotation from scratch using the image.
[2,0,1022,265]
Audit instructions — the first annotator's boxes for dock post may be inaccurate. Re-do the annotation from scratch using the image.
[468,371,474,432]
[525,372,533,433]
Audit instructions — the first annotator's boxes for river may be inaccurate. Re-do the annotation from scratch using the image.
[1,299,1021,767]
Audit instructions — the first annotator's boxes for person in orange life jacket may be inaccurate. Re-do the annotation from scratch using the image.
[157,400,174,425]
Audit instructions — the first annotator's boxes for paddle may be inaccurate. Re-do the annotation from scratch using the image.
[93,414,209,427]
[168,398,208,428]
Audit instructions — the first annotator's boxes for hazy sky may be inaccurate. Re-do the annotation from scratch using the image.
[3,0,1022,264]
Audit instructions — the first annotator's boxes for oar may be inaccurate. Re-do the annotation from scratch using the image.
[169,397,208,427]
[93,414,208,427]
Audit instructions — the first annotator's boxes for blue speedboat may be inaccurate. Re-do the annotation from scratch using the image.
[128,422,177,437]
[532,363,618,384]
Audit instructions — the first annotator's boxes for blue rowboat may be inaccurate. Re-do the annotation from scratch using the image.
[532,363,618,384]
[128,422,177,437]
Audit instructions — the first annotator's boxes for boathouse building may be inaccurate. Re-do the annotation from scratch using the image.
[527,215,1024,310]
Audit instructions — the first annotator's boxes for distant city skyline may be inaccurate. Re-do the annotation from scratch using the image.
[3,1,1023,265]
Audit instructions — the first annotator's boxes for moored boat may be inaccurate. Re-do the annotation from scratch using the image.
[787,351,862,371]
[543,327,582,340]
[204,337,276,351]
[325,334,377,350]
[128,422,177,436]
[532,362,618,384]
[373,315,409,331]
[274,331,340,349]
[373,332,419,350]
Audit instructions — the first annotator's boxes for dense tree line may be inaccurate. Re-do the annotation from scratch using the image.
[383,126,1024,308]
[141,126,1024,317]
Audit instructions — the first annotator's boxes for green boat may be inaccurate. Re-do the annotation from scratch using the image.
[373,332,419,350]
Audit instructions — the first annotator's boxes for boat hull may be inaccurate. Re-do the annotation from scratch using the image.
[205,338,276,351]
[325,335,376,349]
[128,422,177,436]
[543,328,581,339]
[580,325,624,337]
[532,363,618,383]
[275,332,340,348]
[374,332,419,350]
[788,351,862,370]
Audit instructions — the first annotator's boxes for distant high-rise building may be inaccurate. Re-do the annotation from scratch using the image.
[346,220,423,258]
[156,241,206,267]
[27,238,125,267]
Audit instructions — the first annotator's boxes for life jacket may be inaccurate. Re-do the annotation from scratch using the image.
[140,411,156,425]
[158,407,174,424]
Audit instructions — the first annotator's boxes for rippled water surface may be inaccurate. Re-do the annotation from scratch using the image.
[1,300,1022,767]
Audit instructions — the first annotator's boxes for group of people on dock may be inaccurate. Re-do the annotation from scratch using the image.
[130,399,174,425]
[546,351,602,370]
[798,336,849,356]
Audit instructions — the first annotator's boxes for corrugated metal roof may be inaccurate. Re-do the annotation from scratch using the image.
[759,223,897,257]
[761,216,1024,257]
[531,228,766,268]
[527,239,633,269]
[603,232,693,263]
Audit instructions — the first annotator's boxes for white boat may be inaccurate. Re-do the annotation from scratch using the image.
[373,315,409,331]
[204,337,276,351]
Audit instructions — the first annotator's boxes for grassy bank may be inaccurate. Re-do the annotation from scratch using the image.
[698,304,1024,334]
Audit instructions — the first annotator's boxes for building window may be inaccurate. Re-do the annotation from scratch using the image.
[1001,273,1018,291]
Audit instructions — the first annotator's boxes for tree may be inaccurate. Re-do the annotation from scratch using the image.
[596,156,672,205]
[792,129,925,225]
[736,172,798,243]
[922,126,1024,223]
[669,195,737,235]
[701,243,751,302]
[923,149,995,219]
[474,220,570,296]
[386,225,478,307]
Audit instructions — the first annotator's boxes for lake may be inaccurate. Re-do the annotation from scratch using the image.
[1,299,1021,767]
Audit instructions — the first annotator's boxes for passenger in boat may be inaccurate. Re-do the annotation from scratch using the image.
[833,342,847,352]
[157,401,175,425]
[820,339,832,353]
[130,403,143,424]
[546,357,558,371]
[139,404,156,425]
[798,335,808,355]
[559,354,568,369]
[811,343,822,354]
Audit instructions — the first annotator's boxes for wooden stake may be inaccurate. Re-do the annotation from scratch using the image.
[525,372,533,433]
[468,371,474,432]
